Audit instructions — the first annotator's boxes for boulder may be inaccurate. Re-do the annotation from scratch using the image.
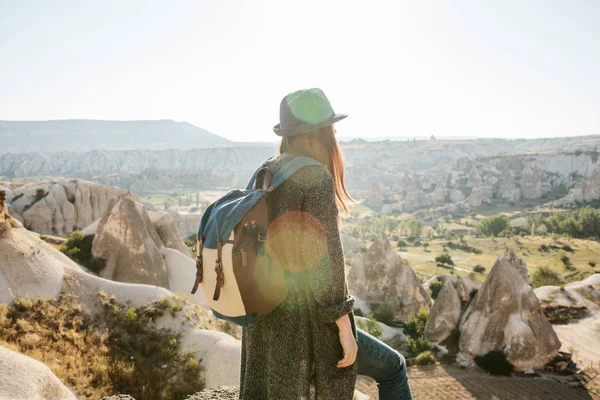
[0,345,78,400]
[22,200,54,233]
[93,199,169,288]
[347,237,430,322]
[148,210,193,257]
[458,250,561,370]
[425,280,461,343]
[167,211,202,240]
[185,386,370,400]
[456,273,481,303]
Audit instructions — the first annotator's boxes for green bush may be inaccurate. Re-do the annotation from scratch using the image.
[445,241,483,254]
[429,281,444,300]
[588,261,596,268]
[562,244,574,253]
[530,266,564,288]
[61,231,107,273]
[435,253,454,266]
[402,309,429,341]
[477,215,511,237]
[373,304,396,326]
[356,313,384,339]
[560,254,571,267]
[473,265,486,274]
[353,308,364,317]
[414,350,436,366]
[397,239,408,248]
[406,337,431,358]
[474,350,514,376]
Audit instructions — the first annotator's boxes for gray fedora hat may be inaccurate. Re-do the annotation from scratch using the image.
[273,88,347,137]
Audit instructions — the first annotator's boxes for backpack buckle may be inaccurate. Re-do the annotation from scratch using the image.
[191,236,203,294]
[213,239,225,301]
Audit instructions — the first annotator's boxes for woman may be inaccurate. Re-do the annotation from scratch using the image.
[239,88,412,400]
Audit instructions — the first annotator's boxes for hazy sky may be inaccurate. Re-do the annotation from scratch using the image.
[1,0,599,142]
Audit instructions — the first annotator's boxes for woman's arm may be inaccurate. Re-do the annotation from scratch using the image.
[300,166,354,322]
[300,166,357,367]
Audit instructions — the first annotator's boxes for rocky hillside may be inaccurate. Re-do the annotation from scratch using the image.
[1,135,599,209]
[0,119,233,152]
[371,150,600,214]
[0,203,241,398]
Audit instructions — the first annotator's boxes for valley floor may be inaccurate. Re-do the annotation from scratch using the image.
[357,365,600,400]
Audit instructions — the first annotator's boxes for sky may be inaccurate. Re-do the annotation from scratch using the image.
[1,0,599,142]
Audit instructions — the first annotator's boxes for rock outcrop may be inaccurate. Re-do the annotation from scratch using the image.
[148,210,193,258]
[425,280,461,343]
[456,273,481,303]
[0,345,78,400]
[93,199,169,288]
[1,180,126,235]
[347,237,430,322]
[458,251,561,370]
[0,220,240,390]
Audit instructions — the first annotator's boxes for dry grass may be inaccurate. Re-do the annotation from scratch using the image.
[0,293,204,400]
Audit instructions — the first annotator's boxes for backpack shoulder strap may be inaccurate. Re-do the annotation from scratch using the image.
[269,156,323,190]
[246,156,322,191]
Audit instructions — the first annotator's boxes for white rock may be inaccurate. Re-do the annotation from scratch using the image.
[425,280,461,342]
[0,345,78,400]
[93,199,169,288]
[347,236,430,322]
[458,250,561,370]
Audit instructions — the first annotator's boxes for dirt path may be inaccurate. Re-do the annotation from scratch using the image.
[356,365,599,400]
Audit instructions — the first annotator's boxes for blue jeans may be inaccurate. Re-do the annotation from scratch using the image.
[357,329,413,400]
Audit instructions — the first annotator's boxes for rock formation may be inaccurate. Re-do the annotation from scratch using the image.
[456,273,481,304]
[0,219,240,390]
[92,199,170,288]
[0,180,126,235]
[347,237,430,322]
[458,251,561,370]
[0,346,78,400]
[425,280,462,343]
[148,210,193,258]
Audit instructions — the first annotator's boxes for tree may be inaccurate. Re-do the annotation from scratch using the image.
[407,219,425,238]
[435,253,454,266]
[422,242,430,251]
[429,281,443,300]
[477,215,511,237]
[526,213,544,236]
[473,265,486,274]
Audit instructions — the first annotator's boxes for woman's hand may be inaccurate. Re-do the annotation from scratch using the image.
[335,314,357,368]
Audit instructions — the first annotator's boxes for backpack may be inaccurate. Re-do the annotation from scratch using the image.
[191,155,322,326]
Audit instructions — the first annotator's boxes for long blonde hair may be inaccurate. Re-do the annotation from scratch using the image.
[278,125,353,214]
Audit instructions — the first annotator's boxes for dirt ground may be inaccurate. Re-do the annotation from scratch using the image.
[356,365,600,400]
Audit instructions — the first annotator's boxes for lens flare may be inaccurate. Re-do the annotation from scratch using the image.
[266,211,327,273]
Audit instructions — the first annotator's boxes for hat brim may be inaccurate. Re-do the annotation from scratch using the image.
[273,114,347,137]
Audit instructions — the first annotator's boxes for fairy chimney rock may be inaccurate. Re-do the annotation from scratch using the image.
[347,236,430,322]
[425,280,461,343]
[458,250,560,370]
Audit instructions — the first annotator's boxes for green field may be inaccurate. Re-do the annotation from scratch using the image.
[388,236,600,283]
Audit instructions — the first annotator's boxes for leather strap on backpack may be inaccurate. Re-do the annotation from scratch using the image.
[213,238,225,301]
[191,236,204,294]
